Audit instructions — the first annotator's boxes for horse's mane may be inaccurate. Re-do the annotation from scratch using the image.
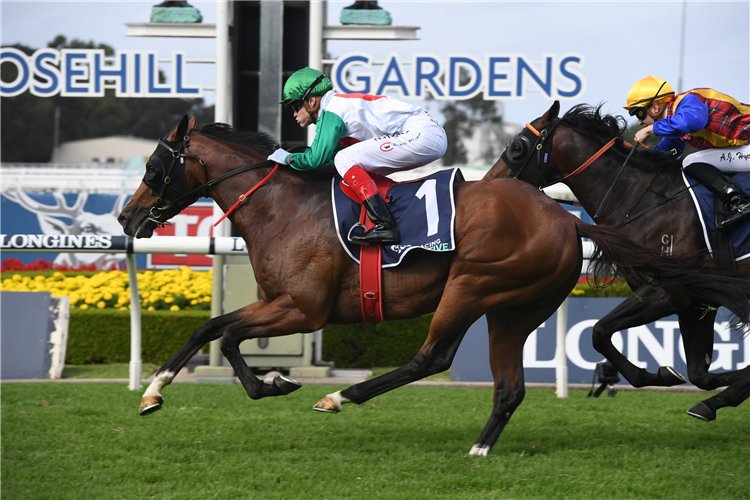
[561,103,680,172]
[561,103,628,142]
[199,123,280,156]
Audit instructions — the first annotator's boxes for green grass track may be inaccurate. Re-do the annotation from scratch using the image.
[2,383,748,499]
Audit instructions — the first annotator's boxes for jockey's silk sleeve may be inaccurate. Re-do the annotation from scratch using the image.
[654,93,709,152]
[287,110,347,171]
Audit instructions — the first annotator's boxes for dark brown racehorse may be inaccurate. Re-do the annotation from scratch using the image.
[485,101,750,422]
[118,115,750,455]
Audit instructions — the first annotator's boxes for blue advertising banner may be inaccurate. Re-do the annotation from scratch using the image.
[0,192,215,270]
[451,298,750,386]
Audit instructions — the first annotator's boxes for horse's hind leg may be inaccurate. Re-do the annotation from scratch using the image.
[315,286,481,412]
[679,307,750,389]
[471,270,580,456]
[687,371,750,422]
[139,300,266,415]
[679,308,750,420]
[468,309,527,457]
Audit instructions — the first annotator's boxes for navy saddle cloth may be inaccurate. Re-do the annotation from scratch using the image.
[332,168,464,268]
[682,171,750,260]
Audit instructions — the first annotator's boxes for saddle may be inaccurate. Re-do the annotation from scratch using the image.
[683,171,750,271]
[334,168,463,323]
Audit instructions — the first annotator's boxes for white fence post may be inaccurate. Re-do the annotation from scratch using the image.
[555,298,569,398]
[126,253,142,390]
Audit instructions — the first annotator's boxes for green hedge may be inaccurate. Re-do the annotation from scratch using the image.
[571,281,633,298]
[322,315,433,368]
[66,281,633,368]
[67,309,210,365]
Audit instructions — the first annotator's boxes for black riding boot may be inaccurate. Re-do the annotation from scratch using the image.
[684,162,750,232]
[348,195,399,245]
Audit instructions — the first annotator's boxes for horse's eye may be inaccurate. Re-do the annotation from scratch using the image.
[146,156,164,182]
[509,140,525,159]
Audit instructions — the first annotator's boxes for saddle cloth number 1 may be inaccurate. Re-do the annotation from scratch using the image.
[415,179,439,237]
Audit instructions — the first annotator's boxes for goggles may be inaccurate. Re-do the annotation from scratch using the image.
[284,73,327,113]
[628,106,650,121]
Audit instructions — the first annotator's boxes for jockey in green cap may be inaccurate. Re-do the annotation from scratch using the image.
[268,67,447,245]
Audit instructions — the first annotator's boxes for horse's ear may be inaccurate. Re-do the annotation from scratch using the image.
[188,114,197,130]
[167,115,190,141]
[542,100,561,123]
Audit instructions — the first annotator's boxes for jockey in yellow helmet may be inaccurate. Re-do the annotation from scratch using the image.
[268,67,447,245]
[625,76,750,232]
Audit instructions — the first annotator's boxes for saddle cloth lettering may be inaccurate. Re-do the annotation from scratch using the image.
[332,168,464,267]
[682,171,750,260]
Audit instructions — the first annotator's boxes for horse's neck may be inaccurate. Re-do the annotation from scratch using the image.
[563,146,681,227]
[206,153,333,250]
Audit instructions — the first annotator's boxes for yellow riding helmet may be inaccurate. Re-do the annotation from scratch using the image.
[623,76,675,110]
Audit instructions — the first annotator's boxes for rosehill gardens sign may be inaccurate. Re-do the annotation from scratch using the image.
[1,48,586,101]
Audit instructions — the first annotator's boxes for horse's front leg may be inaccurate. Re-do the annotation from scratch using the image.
[220,293,320,400]
[592,286,686,387]
[139,300,267,415]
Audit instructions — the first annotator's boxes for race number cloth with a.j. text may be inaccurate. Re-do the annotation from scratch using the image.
[332,168,463,267]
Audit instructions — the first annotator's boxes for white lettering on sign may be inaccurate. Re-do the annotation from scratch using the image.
[0,233,114,249]
[521,316,750,372]
[331,52,585,101]
[0,47,201,98]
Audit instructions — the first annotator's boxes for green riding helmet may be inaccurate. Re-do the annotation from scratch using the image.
[280,68,333,106]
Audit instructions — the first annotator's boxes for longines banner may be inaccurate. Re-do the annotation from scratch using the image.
[0,48,585,100]
[452,300,750,385]
[0,192,215,270]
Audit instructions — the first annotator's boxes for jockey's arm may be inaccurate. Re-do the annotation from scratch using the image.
[653,93,709,153]
[287,110,347,171]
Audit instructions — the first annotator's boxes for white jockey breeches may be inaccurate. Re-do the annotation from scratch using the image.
[333,113,448,177]
[682,143,750,173]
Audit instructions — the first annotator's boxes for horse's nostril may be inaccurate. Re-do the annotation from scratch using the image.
[118,214,127,226]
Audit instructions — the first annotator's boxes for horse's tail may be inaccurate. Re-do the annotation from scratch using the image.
[574,219,750,330]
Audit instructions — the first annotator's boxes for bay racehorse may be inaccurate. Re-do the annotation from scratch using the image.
[118,115,750,455]
[485,101,750,422]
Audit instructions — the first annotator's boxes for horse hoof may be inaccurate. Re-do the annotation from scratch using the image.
[469,444,490,456]
[313,395,340,413]
[686,402,716,422]
[273,375,301,395]
[139,395,164,416]
[658,366,687,386]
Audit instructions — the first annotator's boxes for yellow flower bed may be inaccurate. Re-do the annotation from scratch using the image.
[0,267,212,311]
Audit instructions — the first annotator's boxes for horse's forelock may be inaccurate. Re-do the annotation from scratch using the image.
[199,123,280,156]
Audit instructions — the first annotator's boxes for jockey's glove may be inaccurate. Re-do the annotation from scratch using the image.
[268,148,291,165]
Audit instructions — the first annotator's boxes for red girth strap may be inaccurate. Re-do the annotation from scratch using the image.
[340,172,393,324]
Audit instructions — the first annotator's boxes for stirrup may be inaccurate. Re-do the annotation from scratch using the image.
[347,223,371,246]
[717,209,750,232]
